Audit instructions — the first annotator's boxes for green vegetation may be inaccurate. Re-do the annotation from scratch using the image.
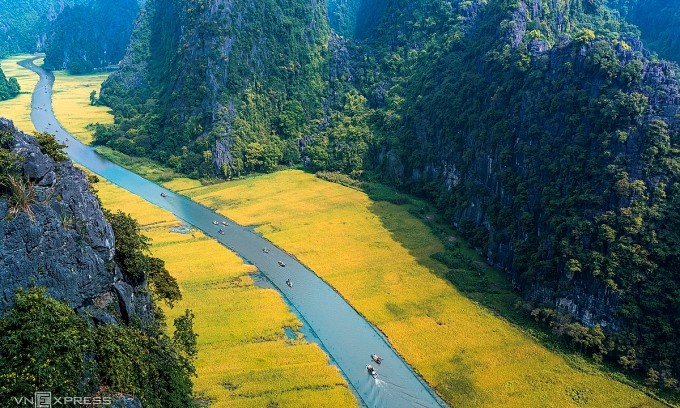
[613,0,680,62]
[96,0,333,178]
[43,0,139,73]
[93,174,356,407]
[105,209,181,306]
[0,0,86,57]
[34,131,68,162]
[0,288,197,407]
[0,288,96,400]
[0,66,20,101]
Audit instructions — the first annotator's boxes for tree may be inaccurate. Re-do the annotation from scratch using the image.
[90,90,98,106]
[0,288,95,401]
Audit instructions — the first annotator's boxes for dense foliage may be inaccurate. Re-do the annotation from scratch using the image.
[0,66,20,101]
[0,0,86,57]
[97,0,332,178]
[612,0,680,62]
[352,0,680,388]
[43,0,140,74]
[95,0,680,393]
[0,288,197,407]
[105,209,182,306]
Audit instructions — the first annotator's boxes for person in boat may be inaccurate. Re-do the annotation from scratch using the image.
[218,229,224,235]
[286,279,292,287]
[366,364,376,376]
[160,192,167,197]
[262,247,269,253]
[278,261,285,267]
[371,354,383,364]
[213,220,218,225]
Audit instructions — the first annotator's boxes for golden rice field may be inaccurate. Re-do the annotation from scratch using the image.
[0,55,40,132]
[51,70,113,144]
[28,57,663,407]
[92,175,356,407]
[172,170,662,408]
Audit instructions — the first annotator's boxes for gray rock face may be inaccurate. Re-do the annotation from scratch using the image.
[374,36,680,332]
[0,119,150,324]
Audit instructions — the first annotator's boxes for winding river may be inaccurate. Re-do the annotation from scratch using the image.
[19,58,447,408]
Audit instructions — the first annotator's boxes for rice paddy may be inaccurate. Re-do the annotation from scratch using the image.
[174,170,663,408]
[92,174,356,408]
[0,55,40,133]
[10,58,663,407]
[51,70,113,144]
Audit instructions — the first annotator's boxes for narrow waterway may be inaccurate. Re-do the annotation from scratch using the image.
[20,58,447,408]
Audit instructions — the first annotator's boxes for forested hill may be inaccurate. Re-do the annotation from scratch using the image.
[0,0,86,57]
[43,0,141,73]
[98,0,330,177]
[356,0,680,389]
[0,120,195,406]
[0,66,20,101]
[97,0,680,393]
[612,0,680,63]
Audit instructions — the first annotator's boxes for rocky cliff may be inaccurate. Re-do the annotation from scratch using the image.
[0,0,86,57]
[43,0,140,73]
[361,0,680,378]
[0,118,151,324]
[99,0,330,178]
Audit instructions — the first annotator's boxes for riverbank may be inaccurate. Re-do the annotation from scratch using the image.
[20,57,446,408]
[9,55,666,407]
[91,174,356,407]
[0,55,41,132]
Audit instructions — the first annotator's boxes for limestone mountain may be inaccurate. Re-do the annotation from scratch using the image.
[98,0,329,178]
[0,119,195,407]
[95,0,680,388]
[43,0,141,73]
[0,0,86,57]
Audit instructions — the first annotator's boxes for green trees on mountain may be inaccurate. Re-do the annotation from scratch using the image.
[0,288,197,407]
[0,67,20,101]
[93,0,680,392]
[0,0,87,57]
[97,0,331,178]
[353,0,680,388]
[613,0,680,62]
[43,0,140,74]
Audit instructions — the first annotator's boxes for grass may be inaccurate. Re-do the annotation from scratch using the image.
[94,146,182,183]
[51,70,113,144]
[173,169,664,408]
[33,58,666,407]
[91,173,356,408]
[0,55,40,133]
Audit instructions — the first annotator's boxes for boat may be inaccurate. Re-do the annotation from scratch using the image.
[371,354,383,364]
[366,364,377,379]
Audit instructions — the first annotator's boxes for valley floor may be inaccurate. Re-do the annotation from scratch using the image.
[0,55,667,407]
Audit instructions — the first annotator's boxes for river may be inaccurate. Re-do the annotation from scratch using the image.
[19,58,447,408]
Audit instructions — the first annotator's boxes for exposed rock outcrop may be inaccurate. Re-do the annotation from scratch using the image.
[0,118,151,324]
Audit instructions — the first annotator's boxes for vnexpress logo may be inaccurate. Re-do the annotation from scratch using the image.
[34,392,51,408]
[12,391,112,406]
